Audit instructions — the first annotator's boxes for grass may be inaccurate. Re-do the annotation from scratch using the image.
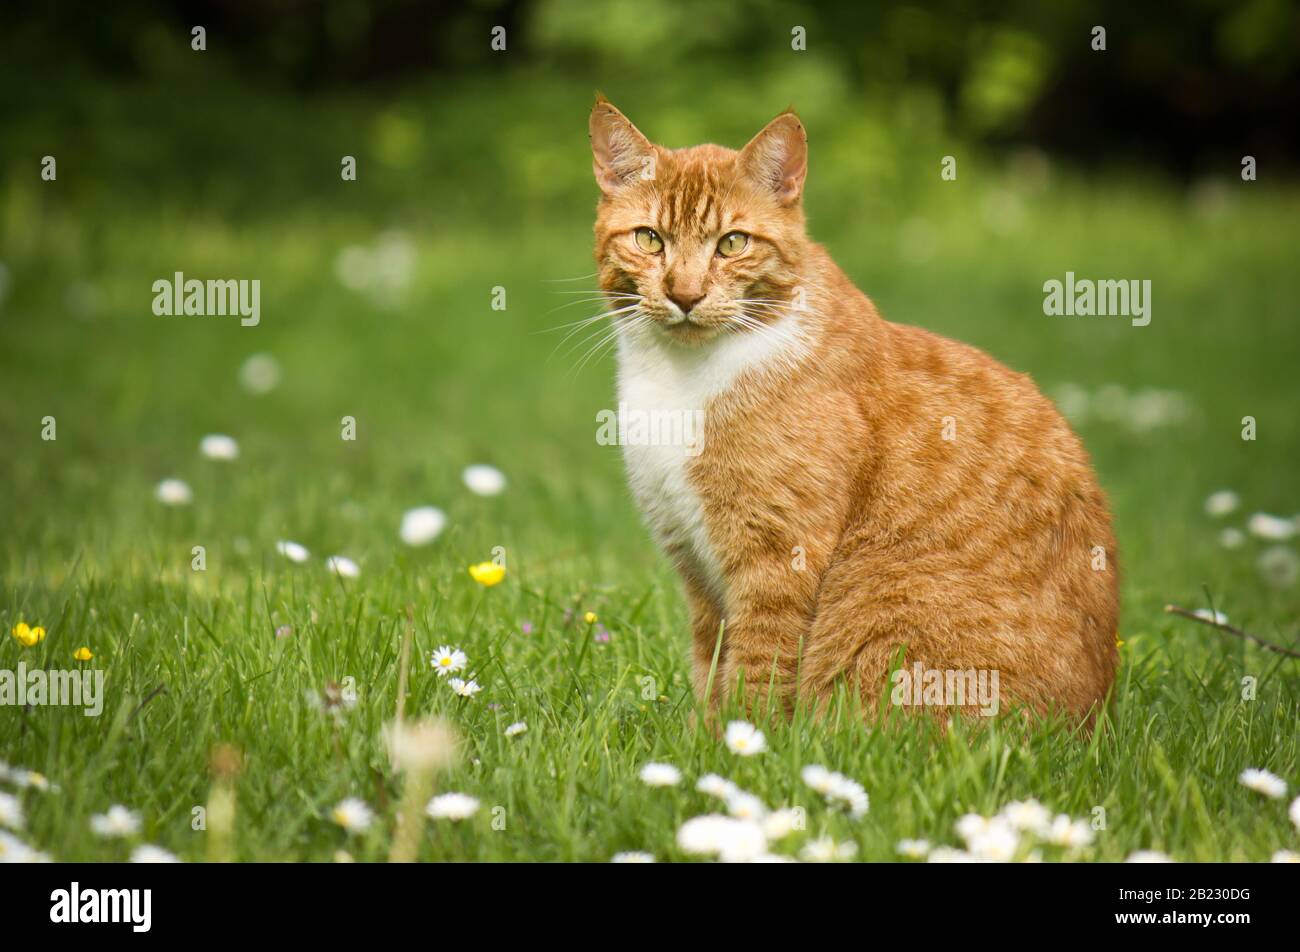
[1,66,1298,862]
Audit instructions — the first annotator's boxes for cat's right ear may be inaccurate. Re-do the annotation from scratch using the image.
[739,110,807,206]
[590,98,656,195]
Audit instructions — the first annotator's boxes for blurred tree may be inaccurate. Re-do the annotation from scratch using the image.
[2,0,1297,173]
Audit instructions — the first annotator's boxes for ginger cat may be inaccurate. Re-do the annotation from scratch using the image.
[589,98,1118,722]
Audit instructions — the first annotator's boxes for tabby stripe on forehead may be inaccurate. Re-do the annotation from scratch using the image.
[697,191,715,230]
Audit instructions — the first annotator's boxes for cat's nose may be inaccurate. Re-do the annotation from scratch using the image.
[667,291,705,315]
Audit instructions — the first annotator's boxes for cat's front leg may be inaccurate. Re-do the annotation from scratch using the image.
[716,553,822,719]
[683,575,726,706]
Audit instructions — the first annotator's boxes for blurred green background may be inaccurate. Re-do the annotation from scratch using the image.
[2,0,1298,646]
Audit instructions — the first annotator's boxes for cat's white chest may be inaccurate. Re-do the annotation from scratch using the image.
[617,358,723,602]
[615,319,807,605]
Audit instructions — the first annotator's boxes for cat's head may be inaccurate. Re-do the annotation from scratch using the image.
[590,98,810,346]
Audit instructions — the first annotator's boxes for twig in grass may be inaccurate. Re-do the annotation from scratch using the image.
[385,720,456,863]
[395,605,415,724]
[1164,604,1300,658]
[128,683,168,722]
[206,744,242,863]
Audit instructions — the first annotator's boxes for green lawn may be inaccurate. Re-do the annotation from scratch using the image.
[2,68,1298,862]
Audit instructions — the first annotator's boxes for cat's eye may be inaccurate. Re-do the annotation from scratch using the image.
[634,227,663,253]
[717,231,749,257]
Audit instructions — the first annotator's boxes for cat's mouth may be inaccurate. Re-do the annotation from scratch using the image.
[657,314,722,344]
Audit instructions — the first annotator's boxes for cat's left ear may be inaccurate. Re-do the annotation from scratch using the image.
[739,111,807,206]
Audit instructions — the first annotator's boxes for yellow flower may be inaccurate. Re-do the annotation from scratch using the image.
[583,611,598,625]
[1116,638,1125,648]
[74,646,94,662]
[468,561,505,587]
[11,622,45,647]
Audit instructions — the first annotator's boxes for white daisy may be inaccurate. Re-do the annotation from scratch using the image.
[0,793,24,831]
[799,836,858,863]
[696,774,738,800]
[199,434,239,461]
[966,819,1020,862]
[1239,767,1287,799]
[826,774,869,818]
[426,793,480,821]
[1272,850,1300,863]
[334,244,373,291]
[675,815,731,855]
[1126,850,1174,863]
[1219,527,1245,549]
[0,831,22,861]
[714,822,771,863]
[276,540,310,563]
[1204,490,1239,517]
[639,763,682,788]
[238,353,281,394]
[762,808,801,840]
[462,464,507,497]
[330,797,374,834]
[896,839,931,859]
[131,845,181,863]
[725,791,768,822]
[927,847,982,863]
[611,851,655,863]
[448,677,482,698]
[9,770,51,792]
[0,831,48,863]
[999,799,1052,835]
[955,813,991,842]
[90,804,141,838]
[1289,795,1300,831]
[326,555,360,578]
[801,765,869,817]
[430,646,468,676]
[1257,546,1298,589]
[1248,512,1296,541]
[1044,814,1094,848]
[399,506,446,546]
[724,720,767,756]
[800,764,835,795]
[676,814,767,862]
[154,478,192,506]
[504,721,528,738]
